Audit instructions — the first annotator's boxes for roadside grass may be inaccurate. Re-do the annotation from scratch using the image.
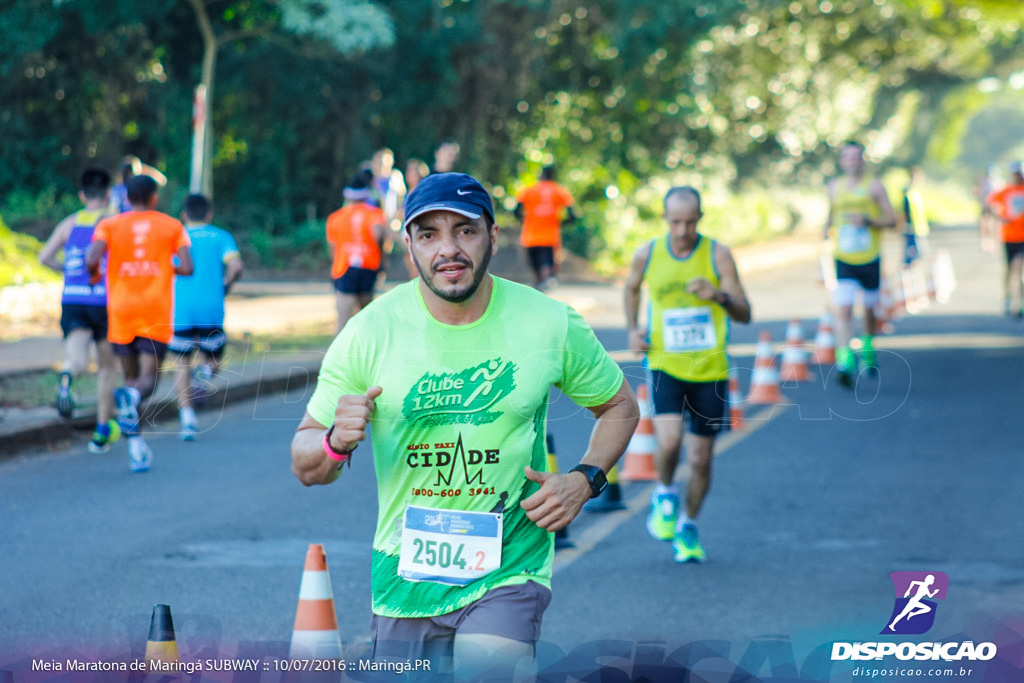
[0,326,336,410]
[0,370,98,410]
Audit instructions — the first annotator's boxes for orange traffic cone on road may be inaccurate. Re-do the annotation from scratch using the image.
[747,331,782,404]
[779,319,811,382]
[812,312,836,365]
[289,544,342,659]
[144,604,179,667]
[620,383,659,481]
[728,366,745,430]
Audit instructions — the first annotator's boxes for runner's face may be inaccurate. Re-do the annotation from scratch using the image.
[407,211,496,303]
[839,145,864,175]
[664,194,702,254]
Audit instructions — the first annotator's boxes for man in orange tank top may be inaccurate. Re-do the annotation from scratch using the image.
[326,173,387,332]
[86,175,193,472]
[987,161,1024,317]
[515,165,576,291]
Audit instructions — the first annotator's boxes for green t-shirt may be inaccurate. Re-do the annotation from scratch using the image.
[306,276,624,618]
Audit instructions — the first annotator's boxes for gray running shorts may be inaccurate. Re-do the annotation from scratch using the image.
[370,580,552,662]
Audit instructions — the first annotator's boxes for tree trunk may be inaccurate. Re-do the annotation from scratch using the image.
[188,0,218,198]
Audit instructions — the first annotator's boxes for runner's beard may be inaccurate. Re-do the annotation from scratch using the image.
[414,246,492,304]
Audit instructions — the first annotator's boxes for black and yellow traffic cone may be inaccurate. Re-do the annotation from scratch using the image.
[546,434,575,549]
[144,604,179,668]
[584,464,626,512]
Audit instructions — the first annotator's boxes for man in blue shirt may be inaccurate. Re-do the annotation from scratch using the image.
[170,194,244,439]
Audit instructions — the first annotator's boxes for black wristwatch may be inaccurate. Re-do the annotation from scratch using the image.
[569,464,608,498]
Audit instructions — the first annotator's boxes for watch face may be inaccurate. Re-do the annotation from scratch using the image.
[573,465,607,497]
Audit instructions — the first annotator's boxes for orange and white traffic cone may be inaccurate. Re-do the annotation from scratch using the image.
[289,544,343,659]
[779,319,811,383]
[812,312,836,365]
[747,331,782,404]
[620,383,659,481]
[728,366,744,430]
[144,604,179,667]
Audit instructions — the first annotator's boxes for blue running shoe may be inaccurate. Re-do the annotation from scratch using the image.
[114,387,141,436]
[646,492,679,541]
[673,524,707,563]
[87,419,121,454]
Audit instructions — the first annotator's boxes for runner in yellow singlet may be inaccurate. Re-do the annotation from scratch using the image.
[624,186,752,563]
[824,141,897,387]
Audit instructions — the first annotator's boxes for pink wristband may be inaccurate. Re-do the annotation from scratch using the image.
[323,426,352,466]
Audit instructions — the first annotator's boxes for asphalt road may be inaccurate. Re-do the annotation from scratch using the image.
[2,226,1023,681]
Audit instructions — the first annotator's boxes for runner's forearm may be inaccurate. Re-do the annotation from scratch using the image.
[291,426,343,486]
[581,380,639,473]
[624,288,642,330]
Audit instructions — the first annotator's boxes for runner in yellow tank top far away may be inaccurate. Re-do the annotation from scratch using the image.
[624,186,752,564]
[824,141,898,387]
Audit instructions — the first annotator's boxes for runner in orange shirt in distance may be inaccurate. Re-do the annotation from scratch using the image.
[515,165,576,291]
[987,161,1024,318]
[326,173,387,332]
[87,175,193,472]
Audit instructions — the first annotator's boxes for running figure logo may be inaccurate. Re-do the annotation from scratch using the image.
[881,571,949,635]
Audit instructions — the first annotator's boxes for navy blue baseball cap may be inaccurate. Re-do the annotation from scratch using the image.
[402,172,494,230]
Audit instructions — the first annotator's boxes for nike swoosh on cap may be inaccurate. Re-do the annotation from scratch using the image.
[456,189,471,195]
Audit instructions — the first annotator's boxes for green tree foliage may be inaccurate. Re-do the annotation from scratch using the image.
[0,217,59,288]
[184,0,395,195]
[3,0,1023,272]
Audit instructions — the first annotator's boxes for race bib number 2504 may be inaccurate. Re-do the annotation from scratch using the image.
[398,506,503,586]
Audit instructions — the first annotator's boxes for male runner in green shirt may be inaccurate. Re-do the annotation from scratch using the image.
[291,172,638,679]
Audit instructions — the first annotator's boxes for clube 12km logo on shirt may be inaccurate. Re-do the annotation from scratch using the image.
[831,571,998,662]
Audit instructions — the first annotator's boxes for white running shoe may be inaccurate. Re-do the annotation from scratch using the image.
[180,420,198,441]
[128,436,153,473]
[179,406,199,441]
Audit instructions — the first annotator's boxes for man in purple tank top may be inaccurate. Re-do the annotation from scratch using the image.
[38,168,121,453]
